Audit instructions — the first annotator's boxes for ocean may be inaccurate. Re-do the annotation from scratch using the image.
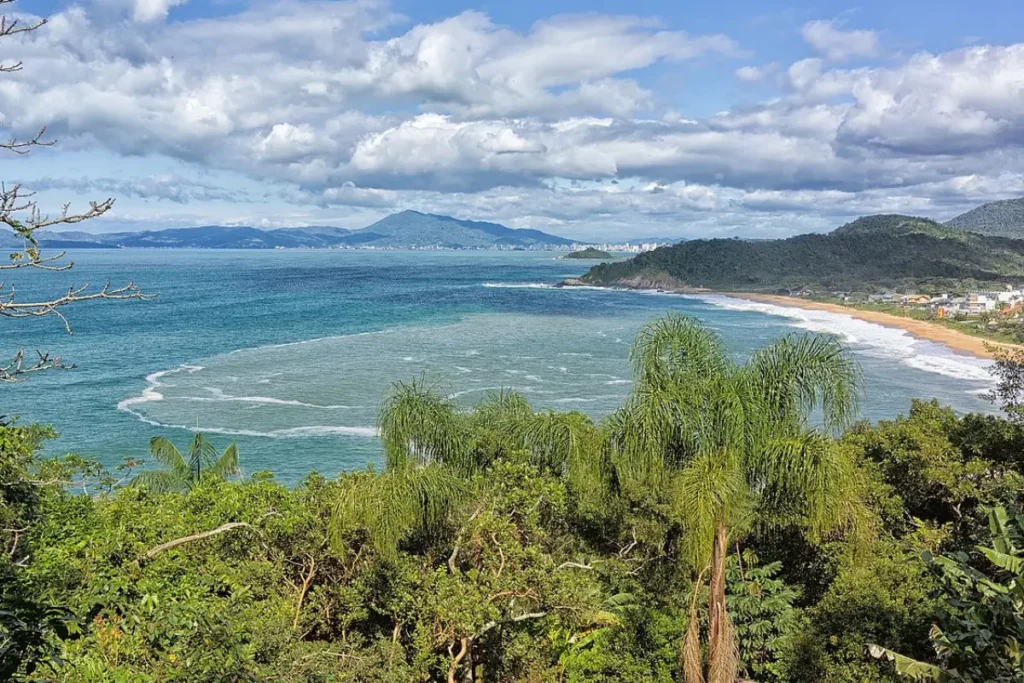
[0,249,996,484]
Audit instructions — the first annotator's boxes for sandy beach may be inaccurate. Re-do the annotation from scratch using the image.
[725,293,1021,360]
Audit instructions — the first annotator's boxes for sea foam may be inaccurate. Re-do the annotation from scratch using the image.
[693,294,994,384]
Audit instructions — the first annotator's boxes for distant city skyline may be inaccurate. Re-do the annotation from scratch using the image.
[4,0,1024,240]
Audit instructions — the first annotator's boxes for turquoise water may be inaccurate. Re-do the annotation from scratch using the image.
[0,250,995,483]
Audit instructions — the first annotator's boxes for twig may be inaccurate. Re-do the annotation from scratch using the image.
[447,637,469,683]
[292,554,317,630]
[556,561,595,570]
[448,505,482,573]
[144,522,253,558]
[490,531,505,577]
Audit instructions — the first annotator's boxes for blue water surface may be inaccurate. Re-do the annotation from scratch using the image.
[0,249,994,484]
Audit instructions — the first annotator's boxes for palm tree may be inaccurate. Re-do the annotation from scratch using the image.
[608,314,863,683]
[133,434,240,493]
[336,380,605,557]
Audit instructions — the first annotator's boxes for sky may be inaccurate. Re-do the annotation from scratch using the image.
[2,0,1024,241]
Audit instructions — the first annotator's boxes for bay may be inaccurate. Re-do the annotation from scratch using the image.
[0,249,995,484]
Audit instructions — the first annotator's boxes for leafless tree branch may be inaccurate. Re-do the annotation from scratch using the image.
[0,1,152,382]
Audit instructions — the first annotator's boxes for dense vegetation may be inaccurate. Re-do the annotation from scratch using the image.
[4,315,1024,682]
[581,215,1024,293]
[564,248,614,260]
[947,197,1024,239]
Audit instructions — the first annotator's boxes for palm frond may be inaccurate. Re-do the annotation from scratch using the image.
[332,464,466,559]
[749,434,866,540]
[132,469,186,494]
[630,314,730,392]
[671,449,746,570]
[746,333,862,434]
[207,442,240,480]
[147,436,188,479]
[186,432,219,481]
[378,378,470,472]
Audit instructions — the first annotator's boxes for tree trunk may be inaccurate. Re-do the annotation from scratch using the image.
[707,520,728,666]
[682,581,706,683]
[460,637,474,682]
[707,521,738,683]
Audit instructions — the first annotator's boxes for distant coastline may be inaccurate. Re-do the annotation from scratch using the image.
[723,293,1019,360]
[559,278,1019,361]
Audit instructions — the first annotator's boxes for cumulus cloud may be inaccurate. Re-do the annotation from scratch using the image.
[3,0,1024,238]
[22,175,249,203]
[132,0,190,22]
[801,19,880,62]
[735,63,778,83]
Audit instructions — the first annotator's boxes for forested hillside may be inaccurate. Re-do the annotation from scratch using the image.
[581,214,1024,292]
[947,197,1024,238]
[5,316,1024,682]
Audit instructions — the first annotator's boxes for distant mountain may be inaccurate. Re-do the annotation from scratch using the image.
[6,211,572,250]
[342,211,573,248]
[0,225,355,249]
[947,198,1024,238]
[622,237,684,245]
[577,214,1024,293]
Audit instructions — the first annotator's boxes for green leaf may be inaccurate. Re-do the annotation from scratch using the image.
[868,644,947,681]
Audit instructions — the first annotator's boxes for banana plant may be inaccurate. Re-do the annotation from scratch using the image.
[870,506,1024,682]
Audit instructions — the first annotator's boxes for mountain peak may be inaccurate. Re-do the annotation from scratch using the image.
[358,211,572,247]
[947,197,1024,238]
[831,214,956,238]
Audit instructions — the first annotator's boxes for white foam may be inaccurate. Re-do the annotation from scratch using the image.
[482,282,556,289]
[448,386,501,399]
[123,419,378,439]
[550,395,620,403]
[903,355,993,382]
[605,379,632,385]
[693,294,994,384]
[116,364,204,410]
[185,394,356,410]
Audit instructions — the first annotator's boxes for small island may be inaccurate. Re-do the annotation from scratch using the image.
[563,247,614,260]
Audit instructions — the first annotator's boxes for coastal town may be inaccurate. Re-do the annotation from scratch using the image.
[823,286,1024,317]
[780,285,1024,345]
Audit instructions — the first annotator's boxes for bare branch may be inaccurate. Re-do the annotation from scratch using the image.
[0,126,53,153]
[448,505,483,573]
[0,0,152,382]
[556,561,595,570]
[144,522,255,558]
[0,348,73,383]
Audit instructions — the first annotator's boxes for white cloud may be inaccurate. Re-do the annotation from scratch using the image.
[836,45,1024,154]
[132,0,190,22]
[4,0,1024,239]
[801,19,880,62]
[735,63,778,83]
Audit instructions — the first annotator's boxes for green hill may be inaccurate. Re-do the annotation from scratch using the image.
[563,247,614,259]
[578,214,1024,293]
[947,197,1024,238]
[345,211,574,248]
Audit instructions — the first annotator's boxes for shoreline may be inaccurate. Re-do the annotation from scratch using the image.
[558,279,1019,361]
[721,293,1019,361]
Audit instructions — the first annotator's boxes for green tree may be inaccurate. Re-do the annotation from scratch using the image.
[132,434,240,493]
[606,314,863,683]
[340,381,606,559]
[872,506,1024,682]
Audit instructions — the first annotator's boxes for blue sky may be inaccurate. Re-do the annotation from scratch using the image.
[3,0,1024,240]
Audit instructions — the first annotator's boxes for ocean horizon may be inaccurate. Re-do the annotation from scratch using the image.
[0,249,996,484]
